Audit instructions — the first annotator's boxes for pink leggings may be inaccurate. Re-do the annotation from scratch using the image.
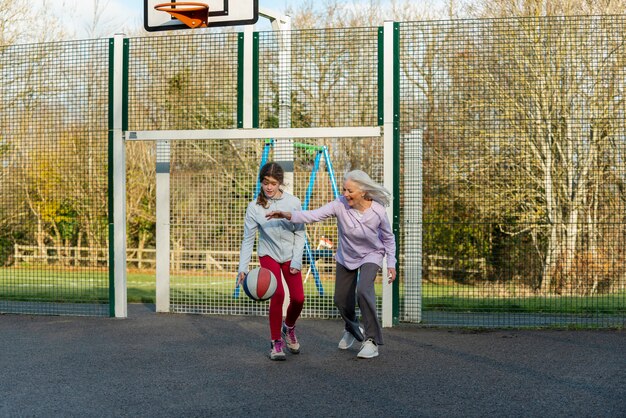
[259,255,305,341]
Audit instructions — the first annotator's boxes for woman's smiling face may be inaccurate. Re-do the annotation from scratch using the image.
[342,179,365,208]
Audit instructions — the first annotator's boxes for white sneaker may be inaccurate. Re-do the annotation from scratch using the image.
[357,338,379,359]
[338,327,364,350]
[338,330,356,350]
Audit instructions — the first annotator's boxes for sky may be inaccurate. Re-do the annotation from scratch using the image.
[31,0,440,41]
[32,0,301,40]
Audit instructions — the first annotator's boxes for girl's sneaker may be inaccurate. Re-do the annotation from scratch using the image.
[281,323,300,354]
[270,339,286,361]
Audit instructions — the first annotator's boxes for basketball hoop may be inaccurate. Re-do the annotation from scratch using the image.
[154,2,209,29]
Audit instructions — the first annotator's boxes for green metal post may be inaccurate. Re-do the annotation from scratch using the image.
[378,26,384,126]
[253,32,259,128]
[108,35,129,318]
[122,39,129,131]
[237,33,244,128]
[392,22,401,325]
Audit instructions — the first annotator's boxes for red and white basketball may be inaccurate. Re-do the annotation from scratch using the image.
[243,267,277,301]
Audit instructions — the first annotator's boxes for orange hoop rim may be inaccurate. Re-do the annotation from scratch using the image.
[154,2,208,12]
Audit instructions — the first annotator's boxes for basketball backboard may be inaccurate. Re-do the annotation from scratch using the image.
[144,0,259,32]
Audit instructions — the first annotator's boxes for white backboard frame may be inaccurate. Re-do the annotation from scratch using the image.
[144,0,259,32]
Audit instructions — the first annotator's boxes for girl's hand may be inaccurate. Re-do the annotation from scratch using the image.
[289,268,300,275]
[237,271,246,286]
[387,268,397,284]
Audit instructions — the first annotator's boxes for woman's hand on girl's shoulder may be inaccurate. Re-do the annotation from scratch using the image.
[266,210,291,220]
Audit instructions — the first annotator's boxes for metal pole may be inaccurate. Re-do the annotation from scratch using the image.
[261,9,293,192]
[404,130,423,323]
[155,141,170,312]
[112,34,127,318]
[382,21,395,327]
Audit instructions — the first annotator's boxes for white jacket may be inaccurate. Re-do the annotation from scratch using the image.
[238,192,306,273]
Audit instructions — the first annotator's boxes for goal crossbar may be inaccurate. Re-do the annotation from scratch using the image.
[124,127,382,141]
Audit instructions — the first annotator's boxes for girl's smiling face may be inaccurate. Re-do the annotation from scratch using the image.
[262,176,281,199]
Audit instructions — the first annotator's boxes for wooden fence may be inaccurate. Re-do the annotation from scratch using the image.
[13,245,486,280]
[12,244,335,272]
[424,254,487,282]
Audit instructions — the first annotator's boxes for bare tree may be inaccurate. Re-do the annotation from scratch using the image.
[445,15,626,293]
[81,0,117,39]
[461,0,626,18]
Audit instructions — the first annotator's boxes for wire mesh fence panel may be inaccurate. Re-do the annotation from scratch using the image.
[125,28,386,319]
[166,136,384,318]
[0,40,110,316]
[257,27,380,129]
[128,32,240,132]
[399,16,626,327]
[255,27,384,318]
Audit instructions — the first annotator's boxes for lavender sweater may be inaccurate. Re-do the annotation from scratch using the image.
[291,197,396,270]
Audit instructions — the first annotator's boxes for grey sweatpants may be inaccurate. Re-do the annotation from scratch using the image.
[334,262,383,345]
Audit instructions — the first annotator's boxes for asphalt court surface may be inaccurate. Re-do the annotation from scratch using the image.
[1,303,624,417]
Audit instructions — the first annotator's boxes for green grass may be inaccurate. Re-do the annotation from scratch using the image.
[1,267,625,315]
[417,283,626,314]
[0,268,109,303]
[126,271,157,303]
[421,295,626,314]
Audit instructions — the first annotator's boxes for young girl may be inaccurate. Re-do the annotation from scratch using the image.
[237,162,306,361]
[266,169,396,359]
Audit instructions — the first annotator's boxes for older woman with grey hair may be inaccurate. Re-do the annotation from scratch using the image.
[266,170,396,359]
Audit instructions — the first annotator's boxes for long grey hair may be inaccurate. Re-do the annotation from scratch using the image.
[344,170,391,207]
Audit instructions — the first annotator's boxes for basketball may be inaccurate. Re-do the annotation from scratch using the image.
[243,267,277,301]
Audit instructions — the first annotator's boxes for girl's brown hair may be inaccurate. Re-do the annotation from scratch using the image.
[257,162,285,208]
